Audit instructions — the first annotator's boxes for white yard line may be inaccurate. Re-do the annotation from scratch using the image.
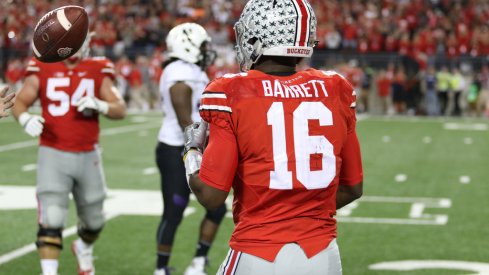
[0,226,78,265]
[361,116,488,124]
[0,187,453,264]
[359,196,451,205]
[0,140,38,153]
[0,186,199,266]
[337,216,447,225]
[444,123,488,131]
[0,122,160,153]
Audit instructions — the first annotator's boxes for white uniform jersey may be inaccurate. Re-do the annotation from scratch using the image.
[158,60,209,146]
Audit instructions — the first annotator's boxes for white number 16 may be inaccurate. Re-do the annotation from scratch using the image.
[267,102,336,190]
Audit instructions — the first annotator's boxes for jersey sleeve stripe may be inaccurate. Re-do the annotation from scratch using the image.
[199,104,232,113]
[101,68,115,74]
[202,93,227,99]
[26,66,40,72]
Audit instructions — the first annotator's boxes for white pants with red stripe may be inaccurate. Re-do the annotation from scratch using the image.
[217,239,342,275]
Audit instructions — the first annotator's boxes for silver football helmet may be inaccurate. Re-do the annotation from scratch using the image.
[166,23,216,68]
[234,0,317,71]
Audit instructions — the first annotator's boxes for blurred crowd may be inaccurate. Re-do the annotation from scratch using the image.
[1,0,489,116]
[332,60,489,117]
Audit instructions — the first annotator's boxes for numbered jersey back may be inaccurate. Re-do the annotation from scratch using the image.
[25,57,115,152]
[200,69,361,261]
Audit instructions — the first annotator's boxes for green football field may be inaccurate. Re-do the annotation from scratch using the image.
[0,113,488,275]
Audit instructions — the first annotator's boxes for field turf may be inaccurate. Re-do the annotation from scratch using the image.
[0,113,488,274]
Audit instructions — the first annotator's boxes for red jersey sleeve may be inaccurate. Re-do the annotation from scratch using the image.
[199,77,233,130]
[339,130,363,186]
[24,58,41,78]
[96,58,116,81]
[199,123,238,192]
[199,77,239,191]
[337,74,363,185]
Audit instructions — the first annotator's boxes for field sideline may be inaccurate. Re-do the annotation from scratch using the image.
[1,113,488,275]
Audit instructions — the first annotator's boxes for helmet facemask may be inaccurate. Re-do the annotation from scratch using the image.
[199,41,217,70]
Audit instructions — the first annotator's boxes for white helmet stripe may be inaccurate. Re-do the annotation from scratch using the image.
[292,0,311,47]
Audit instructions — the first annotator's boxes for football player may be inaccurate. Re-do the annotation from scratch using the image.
[154,23,226,275]
[184,0,363,274]
[12,34,126,275]
[0,86,15,118]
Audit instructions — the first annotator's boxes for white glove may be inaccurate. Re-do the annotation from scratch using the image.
[75,96,109,115]
[18,112,45,137]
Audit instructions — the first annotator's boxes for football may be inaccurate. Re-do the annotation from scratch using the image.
[31,5,89,63]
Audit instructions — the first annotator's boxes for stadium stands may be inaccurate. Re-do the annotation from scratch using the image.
[1,0,488,116]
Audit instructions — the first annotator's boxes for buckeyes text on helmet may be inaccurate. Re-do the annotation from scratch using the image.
[234,0,317,71]
[166,23,213,65]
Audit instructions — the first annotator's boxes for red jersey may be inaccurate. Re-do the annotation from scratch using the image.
[199,69,363,261]
[25,57,115,152]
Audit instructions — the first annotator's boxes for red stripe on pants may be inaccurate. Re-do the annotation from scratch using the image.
[225,250,239,275]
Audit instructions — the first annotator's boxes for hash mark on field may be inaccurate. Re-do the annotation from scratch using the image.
[395,174,407,182]
[382,136,391,143]
[139,130,148,137]
[463,137,473,145]
[422,136,432,144]
[143,167,158,175]
[459,176,471,184]
[21,164,37,172]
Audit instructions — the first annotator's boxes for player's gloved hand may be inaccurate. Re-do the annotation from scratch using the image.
[75,96,109,115]
[184,120,208,154]
[18,112,45,137]
[183,120,208,178]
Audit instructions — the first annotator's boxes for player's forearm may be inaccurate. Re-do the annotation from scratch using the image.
[189,173,228,211]
[189,173,216,209]
[336,182,363,209]
[105,100,126,119]
[12,100,30,120]
[175,106,193,130]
